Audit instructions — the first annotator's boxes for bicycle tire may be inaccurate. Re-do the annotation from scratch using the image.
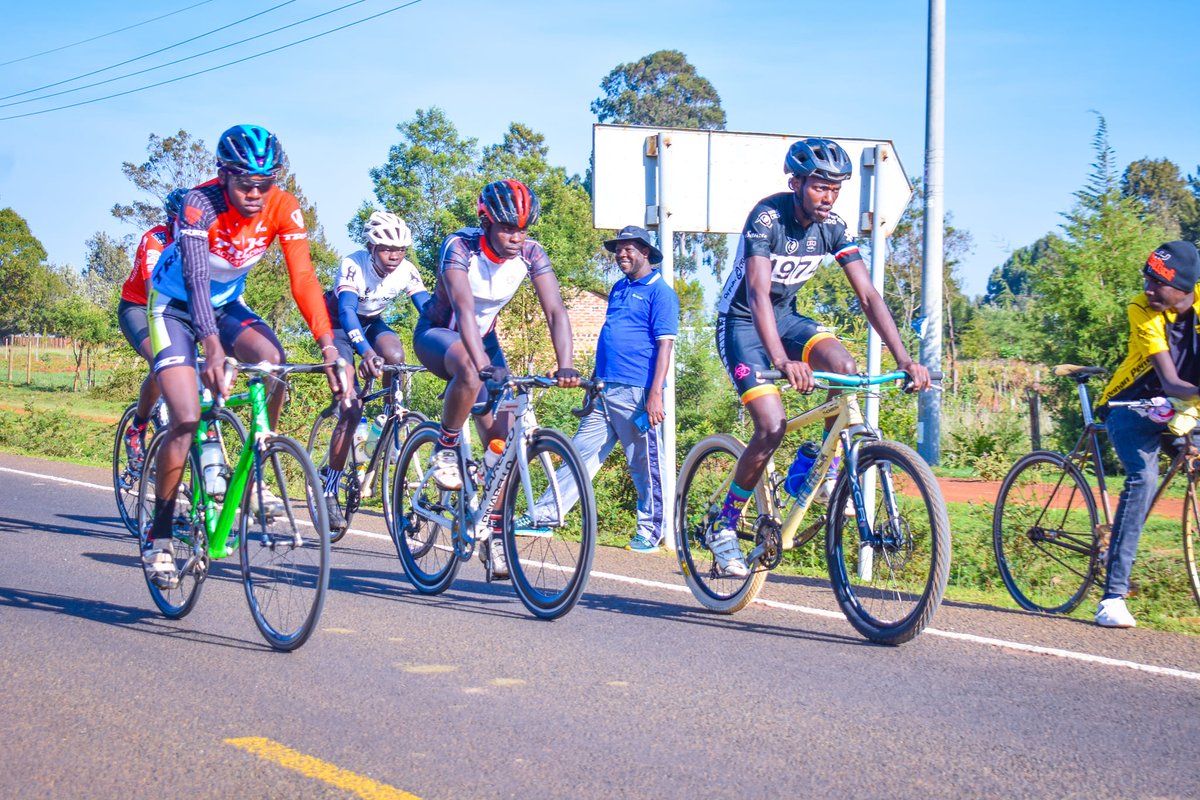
[993,450,1099,614]
[673,433,769,614]
[135,429,206,618]
[391,422,461,594]
[114,402,166,535]
[826,439,950,645]
[305,404,353,544]
[1182,471,1200,609]
[501,428,596,619]
[380,411,427,533]
[239,434,330,651]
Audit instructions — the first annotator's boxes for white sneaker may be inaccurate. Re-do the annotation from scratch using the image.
[705,523,749,577]
[1095,597,1136,628]
[488,535,509,579]
[141,538,175,576]
[431,447,462,491]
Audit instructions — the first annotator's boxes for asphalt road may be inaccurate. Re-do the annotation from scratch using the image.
[1,451,1197,800]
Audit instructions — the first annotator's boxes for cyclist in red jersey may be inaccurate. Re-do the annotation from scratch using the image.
[117,188,187,473]
[140,124,343,579]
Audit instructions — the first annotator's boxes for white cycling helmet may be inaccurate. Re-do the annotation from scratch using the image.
[364,211,412,248]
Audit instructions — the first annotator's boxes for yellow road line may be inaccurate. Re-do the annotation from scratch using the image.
[226,737,421,800]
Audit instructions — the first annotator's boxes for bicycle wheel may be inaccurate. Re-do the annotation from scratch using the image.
[826,439,950,645]
[114,402,164,535]
[391,422,461,594]
[993,450,1099,614]
[135,429,206,618]
[380,411,427,532]
[239,435,330,651]
[501,428,596,619]
[1182,470,1200,609]
[305,404,354,544]
[674,434,769,614]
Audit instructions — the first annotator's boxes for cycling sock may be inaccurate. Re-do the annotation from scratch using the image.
[323,469,343,497]
[1101,592,1123,601]
[149,495,177,541]
[488,511,504,537]
[130,415,148,430]
[716,481,753,529]
[437,425,461,450]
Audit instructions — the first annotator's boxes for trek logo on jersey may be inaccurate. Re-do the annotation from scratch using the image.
[213,234,270,265]
[1147,250,1175,282]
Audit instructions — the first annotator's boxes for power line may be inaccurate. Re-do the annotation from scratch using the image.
[0,0,299,103]
[0,0,427,122]
[0,0,218,68]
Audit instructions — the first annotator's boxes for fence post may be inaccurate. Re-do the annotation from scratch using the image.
[26,338,32,385]
[6,337,10,383]
[1026,388,1041,451]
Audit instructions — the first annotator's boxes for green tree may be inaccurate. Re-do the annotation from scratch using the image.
[1030,116,1168,441]
[984,235,1055,304]
[82,231,132,307]
[111,129,214,230]
[48,291,115,391]
[591,49,728,305]
[365,107,479,272]
[0,208,54,334]
[1121,157,1197,240]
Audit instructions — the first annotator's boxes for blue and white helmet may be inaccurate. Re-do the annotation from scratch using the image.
[216,124,282,176]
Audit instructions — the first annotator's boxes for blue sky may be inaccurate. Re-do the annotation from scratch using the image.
[0,0,1197,300]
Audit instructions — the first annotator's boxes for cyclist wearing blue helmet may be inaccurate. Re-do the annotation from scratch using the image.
[706,138,930,577]
[140,124,343,580]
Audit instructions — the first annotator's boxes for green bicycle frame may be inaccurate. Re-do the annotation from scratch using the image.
[197,381,267,558]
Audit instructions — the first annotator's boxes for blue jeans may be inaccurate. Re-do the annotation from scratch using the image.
[533,383,666,543]
[1104,406,1165,597]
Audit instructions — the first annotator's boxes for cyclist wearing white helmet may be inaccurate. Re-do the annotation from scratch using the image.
[319,210,431,532]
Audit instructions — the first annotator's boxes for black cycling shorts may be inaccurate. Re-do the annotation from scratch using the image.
[118,298,151,354]
[716,312,836,403]
[413,316,506,411]
[148,291,281,374]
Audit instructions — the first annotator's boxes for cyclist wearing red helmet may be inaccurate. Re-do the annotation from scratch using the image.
[413,178,579,578]
[140,124,342,580]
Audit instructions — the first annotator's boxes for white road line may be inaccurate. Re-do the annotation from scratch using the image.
[11,464,1200,681]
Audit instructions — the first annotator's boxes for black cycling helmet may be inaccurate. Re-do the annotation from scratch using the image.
[478,179,540,228]
[784,138,853,182]
[216,124,282,176]
[163,188,188,222]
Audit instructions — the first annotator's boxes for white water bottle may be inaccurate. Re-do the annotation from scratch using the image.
[199,431,227,498]
[352,415,369,462]
[482,438,504,476]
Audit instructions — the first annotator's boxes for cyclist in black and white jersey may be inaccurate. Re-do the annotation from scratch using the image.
[413,179,579,578]
[708,138,930,577]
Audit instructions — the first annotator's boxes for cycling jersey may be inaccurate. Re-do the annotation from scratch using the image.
[332,250,426,318]
[120,225,171,306]
[421,227,553,335]
[1099,293,1200,406]
[149,178,330,342]
[716,192,861,320]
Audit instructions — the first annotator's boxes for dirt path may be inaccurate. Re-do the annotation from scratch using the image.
[936,476,1184,519]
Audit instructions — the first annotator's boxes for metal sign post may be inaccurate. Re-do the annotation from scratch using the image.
[654,133,678,551]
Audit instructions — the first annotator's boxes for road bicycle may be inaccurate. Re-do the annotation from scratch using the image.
[674,370,950,645]
[993,363,1200,613]
[306,364,427,542]
[391,375,602,620]
[134,359,337,650]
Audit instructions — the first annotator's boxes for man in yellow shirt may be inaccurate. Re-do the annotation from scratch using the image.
[1096,240,1200,627]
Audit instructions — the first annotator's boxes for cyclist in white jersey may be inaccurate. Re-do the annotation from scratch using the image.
[319,211,430,531]
[413,179,580,577]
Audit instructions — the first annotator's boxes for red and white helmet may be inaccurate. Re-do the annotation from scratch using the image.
[364,211,412,247]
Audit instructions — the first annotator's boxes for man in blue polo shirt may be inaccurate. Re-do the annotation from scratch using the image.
[527,225,679,552]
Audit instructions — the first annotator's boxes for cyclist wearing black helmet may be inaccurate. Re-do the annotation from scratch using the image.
[413,178,579,578]
[707,137,930,577]
[140,124,342,580]
[116,188,188,473]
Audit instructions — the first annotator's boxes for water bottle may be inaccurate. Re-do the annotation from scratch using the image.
[352,415,369,462]
[199,430,227,498]
[482,438,505,477]
[783,441,821,497]
[366,416,382,451]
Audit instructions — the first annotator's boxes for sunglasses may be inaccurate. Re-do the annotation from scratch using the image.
[228,174,276,193]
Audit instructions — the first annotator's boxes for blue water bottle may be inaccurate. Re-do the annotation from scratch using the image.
[783,442,821,497]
